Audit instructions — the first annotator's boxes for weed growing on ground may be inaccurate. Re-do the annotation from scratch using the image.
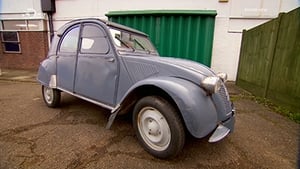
[230,89,300,124]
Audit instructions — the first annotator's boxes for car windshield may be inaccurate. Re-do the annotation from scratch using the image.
[109,27,158,55]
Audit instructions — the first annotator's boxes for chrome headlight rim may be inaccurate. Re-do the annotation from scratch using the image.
[217,72,228,83]
[201,76,222,94]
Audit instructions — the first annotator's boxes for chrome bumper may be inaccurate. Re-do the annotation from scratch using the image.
[208,110,235,143]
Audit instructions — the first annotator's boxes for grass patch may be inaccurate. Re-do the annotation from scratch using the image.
[254,97,300,124]
[230,90,300,124]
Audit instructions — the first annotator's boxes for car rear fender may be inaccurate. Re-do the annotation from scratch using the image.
[37,55,57,87]
[119,76,218,138]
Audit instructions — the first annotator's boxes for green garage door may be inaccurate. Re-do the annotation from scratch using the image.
[106,10,217,66]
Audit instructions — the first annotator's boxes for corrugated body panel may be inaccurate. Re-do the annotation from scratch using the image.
[106,10,217,66]
[237,7,300,112]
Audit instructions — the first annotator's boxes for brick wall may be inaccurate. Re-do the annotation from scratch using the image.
[0,31,49,70]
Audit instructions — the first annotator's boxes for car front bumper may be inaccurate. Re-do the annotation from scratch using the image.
[208,109,235,143]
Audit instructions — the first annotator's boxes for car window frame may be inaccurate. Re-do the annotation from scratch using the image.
[57,24,81,54]
[79,23,110,55]
[108,26,159,56]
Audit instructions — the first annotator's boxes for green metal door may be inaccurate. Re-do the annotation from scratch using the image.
[106,10,217,66]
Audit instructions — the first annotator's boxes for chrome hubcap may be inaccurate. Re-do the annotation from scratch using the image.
[137,107,171,151]
[44,87,53,104]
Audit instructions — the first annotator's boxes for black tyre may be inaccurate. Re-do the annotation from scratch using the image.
[133,96,185,159]
[42,85,61,108]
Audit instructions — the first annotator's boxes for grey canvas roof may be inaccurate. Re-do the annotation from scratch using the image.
[57,18,147,37]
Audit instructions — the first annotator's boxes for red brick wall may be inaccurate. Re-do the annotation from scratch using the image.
[0,31,49,70]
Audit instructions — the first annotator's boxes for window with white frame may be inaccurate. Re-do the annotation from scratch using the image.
[1,20,46,31]
[0,19,45,53]
[2,20,27,30]
[1,32,21,53]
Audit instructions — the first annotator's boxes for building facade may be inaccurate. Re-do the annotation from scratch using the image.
[0,1,48,69]
[0,0,299,79]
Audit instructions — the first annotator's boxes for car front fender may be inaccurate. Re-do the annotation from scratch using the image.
[119,76,218,138]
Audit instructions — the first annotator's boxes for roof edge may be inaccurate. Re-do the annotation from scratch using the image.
[106,10,217,17]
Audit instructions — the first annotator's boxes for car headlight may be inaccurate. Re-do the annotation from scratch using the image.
[217,72,228,83]
[201,76,222,94]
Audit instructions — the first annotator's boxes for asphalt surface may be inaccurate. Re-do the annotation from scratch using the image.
[0,70,299,169]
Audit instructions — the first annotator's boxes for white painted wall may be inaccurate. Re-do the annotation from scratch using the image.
[1,0,299,80]
[0,0,44,19]
[211,0,299,80]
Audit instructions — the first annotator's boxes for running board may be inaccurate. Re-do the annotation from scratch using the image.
[57,87,121,129]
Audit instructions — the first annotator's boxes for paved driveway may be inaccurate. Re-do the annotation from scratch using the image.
[0,80,299,169]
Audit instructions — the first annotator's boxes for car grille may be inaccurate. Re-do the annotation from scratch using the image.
[218,83,232,113]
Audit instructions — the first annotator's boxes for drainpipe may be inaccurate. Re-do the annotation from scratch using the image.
[47,12,54,42]
[41,0,56,43]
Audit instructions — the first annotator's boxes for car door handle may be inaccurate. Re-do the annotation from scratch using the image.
[105,57,115,62]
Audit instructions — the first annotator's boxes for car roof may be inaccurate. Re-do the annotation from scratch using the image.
[56,18,148,37]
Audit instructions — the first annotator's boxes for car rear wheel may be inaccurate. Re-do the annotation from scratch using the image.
[42,85,61,108]
[133,96,185,159]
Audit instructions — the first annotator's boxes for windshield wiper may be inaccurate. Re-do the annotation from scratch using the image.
[133,39,153,54]
[115,36,135,51]
[133,39,145,50]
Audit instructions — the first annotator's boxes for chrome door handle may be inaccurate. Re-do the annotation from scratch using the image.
[105,57,115,62]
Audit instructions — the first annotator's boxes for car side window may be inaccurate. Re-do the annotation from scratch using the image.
[80,25,109,54]
[59,26,80,53]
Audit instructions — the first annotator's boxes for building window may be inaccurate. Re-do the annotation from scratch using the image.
[2,20,27,30]
[28,20,44,31]
[1,20,46,31]
[1,32,21,53]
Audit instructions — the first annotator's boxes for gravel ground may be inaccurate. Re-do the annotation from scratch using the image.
[0,80,299,169]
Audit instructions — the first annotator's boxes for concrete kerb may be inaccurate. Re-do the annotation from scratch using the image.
[0,69,37,83]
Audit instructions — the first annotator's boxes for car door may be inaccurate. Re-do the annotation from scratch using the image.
[56,24,80,92]
[74,23,118,106]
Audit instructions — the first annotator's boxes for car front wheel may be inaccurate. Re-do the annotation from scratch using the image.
[42,85,61,108]
[133,96,185,159]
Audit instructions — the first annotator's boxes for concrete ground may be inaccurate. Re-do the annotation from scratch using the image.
[0,69,37,82]
[0,69,299,169]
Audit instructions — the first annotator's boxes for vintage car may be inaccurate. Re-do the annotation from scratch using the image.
[37,18,235,159]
